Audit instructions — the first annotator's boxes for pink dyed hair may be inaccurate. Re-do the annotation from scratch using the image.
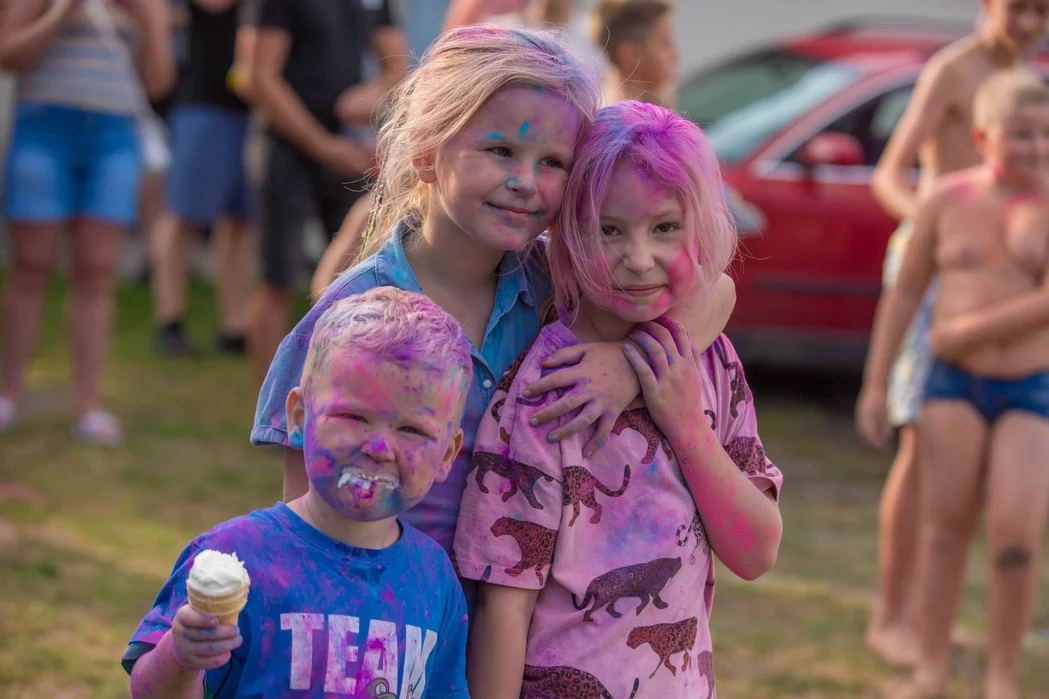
[550,100,737,323]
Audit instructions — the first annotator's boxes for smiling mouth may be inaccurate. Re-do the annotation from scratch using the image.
[488,203,539,217]
[618,285,665,298]
[336,469,400,496]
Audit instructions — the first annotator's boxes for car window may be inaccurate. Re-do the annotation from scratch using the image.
[678,49,863,164]
[784,84,915,167]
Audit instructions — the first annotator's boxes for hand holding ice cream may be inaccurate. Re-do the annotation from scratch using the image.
[161,550,251,674]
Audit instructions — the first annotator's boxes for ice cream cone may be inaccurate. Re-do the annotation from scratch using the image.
[187,583,249,626]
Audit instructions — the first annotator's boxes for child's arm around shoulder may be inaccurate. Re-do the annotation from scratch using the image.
[524,273,736,454]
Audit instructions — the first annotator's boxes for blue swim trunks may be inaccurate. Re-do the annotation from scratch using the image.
[925,360,1049,423]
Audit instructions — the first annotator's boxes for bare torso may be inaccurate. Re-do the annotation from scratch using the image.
[917,37,1013,192]
[933,173,1049,376]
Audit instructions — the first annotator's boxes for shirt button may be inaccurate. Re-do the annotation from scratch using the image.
[482,379,493,389]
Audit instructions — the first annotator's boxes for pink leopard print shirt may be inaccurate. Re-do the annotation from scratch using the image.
[454,322,783,699]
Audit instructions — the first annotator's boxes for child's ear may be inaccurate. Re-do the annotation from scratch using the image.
[412,151,437,184]
[286,388,306,450]
[435,429,464,484]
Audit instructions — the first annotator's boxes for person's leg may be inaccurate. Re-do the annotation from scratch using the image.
[867,423,922,667]
[68,218,124,428]
[149,209,199,356]
[211,216,255,353]
[0,223,65,422]
[212,112,257,354]
[870,278,936,667]
[154,105,244,356]
[983,409,1049,699]
[70,112,144,443]
[903,399,987,698]
[0,103,77,427]
[247,137,310,385]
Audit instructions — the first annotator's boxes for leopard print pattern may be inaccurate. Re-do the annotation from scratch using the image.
[610,408,673,465]
[523,665,639,699]
[713,340,752,419]
[626,616,699,679]
[725,436,768,478]
[490,350,531,422]
[696,650,716,699]
[470,451,554,510]
[676,511,709,565]
[563,464,630,526]
[490,516,557,585]
[572,557,682,622]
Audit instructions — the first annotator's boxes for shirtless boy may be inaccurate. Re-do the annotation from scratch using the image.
[861,0,1048,668]
[859,68,1049,699]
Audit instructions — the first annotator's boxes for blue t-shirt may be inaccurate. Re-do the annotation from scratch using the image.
[252,221,553,558]
[123,503,470,699]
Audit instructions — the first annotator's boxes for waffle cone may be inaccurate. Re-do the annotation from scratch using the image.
[187,583,249,626]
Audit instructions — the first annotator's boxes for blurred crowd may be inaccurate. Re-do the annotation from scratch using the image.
[0,0,680,446]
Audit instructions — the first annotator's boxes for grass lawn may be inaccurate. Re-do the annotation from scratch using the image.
[0,277,1047,698]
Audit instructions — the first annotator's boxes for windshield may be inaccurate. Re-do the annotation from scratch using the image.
[678,49,863,163]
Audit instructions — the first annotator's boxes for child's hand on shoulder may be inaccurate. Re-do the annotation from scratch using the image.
[623,316,706,444]
[170,604,242,671]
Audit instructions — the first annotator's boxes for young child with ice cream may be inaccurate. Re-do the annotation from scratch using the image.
[123,287,473,698]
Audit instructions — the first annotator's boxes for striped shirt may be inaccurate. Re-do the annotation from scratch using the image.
[18,1,140,116]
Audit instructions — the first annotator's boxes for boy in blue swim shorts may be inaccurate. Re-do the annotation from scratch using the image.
[860,68,1049,699]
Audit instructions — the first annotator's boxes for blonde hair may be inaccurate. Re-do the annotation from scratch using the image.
[973,68,1049,128]
[357,24,602,261]
[301,287,473,420]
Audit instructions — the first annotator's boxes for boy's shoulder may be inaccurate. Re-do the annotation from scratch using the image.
[503,321,580,384]
[398,522,458,577]
[189,505,288,553]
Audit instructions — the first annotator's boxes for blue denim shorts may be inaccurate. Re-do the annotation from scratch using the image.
[3,102,142,226]
[166,104,254,225]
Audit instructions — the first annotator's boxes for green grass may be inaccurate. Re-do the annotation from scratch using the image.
[0,277,1047,698]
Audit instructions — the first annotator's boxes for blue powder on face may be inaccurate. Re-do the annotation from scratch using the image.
[519,121,530,138]
[487,132,507,141]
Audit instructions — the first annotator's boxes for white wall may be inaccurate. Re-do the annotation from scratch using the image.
[669,1,982,74]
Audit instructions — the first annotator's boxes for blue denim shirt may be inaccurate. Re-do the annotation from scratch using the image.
[252,221,553,556]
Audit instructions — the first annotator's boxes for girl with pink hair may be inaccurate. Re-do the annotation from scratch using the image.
[455,100,784,699]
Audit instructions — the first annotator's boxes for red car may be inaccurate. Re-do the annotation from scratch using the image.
[679,19,1049,370]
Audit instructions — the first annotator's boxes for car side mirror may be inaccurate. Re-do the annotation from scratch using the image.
[797,131,864,168]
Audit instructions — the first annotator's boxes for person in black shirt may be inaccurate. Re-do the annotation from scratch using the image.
[244,0,408,384]
[151,0,257,358]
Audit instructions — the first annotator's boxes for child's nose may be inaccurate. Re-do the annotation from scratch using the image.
[623,240,656,274]
[361,436,394,460]
[506,165,537,196]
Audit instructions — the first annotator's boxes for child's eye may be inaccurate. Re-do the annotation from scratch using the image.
[600,224,620,237]
[539,156,565,169]
[339,413,367,423]
[654,222,681,234]
[399,424,430,438]
[489,146,512,157]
